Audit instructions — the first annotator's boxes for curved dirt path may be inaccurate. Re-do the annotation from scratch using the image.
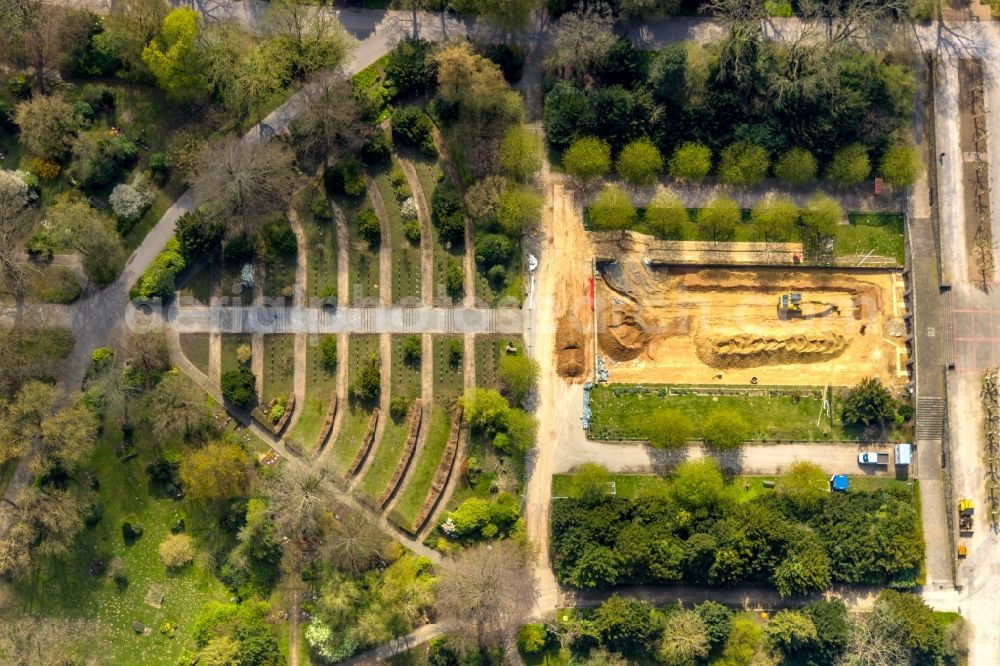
[397,158,434,307]
[286,196,310,437]
[364,173,393,308]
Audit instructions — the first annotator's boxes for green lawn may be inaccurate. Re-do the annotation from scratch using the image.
[374,165,420,304]
[432,336,465,402]
[14,264,81,303]
[218,260,253,306]
[289,335,339,453]
[178,264,213,306]
[837,213,905,265]
[220,334,251,377]
[587,384,841,442]
[392,335,423,402]
[262,335,294,404]
[474,335,523,391]
[413,160,463,305]
[296,186,337,304]
[338,193,380,305]
[10,413,229,665]
[390,404,452,531]
[263,236,297,302]
[357,408,411,503]
[328,335,378,478]
[179,334,210,376]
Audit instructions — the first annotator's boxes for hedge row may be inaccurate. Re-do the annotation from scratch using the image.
[347,408,380,477]
[314,394,339,454]
[410,404,464,533]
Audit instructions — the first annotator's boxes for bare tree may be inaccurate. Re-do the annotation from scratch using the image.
[545,4,616,83]
[193,136,297,237]
[702,0,768,27]
[289,76,370,170]
[799,0,911,45]
[0,616,96,665]
[843,605,908,666]
[264,0,352,78]
[121,327,171,383]
[265,465,340,550]
[149,372,215,441]
[322,509,389,574]
[0,486,86,580]
[435,541,535,650]
[0,0,63,93]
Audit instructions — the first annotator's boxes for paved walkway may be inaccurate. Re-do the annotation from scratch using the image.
[160,304,523,334]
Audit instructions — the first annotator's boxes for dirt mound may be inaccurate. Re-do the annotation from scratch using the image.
[598,302,654,362]
[696,331,849,368]
[556,314,587,378]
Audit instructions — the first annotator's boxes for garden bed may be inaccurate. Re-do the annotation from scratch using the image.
[329,335,379,477]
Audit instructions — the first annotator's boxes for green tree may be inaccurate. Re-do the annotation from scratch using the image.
[616,138,663,187]
[593,596,657,656]
[221,366,256,407]
[799,193,842,251]
[589,184,636,230]
[497,185,542,238]
[563,136,611,186]
[462,388,510,435]
[499,126,541,182]
[695,196,740,241]
[657,610,710,666]
[702,410,749,449]
[716,616,766,666]
[841,377,896,427]
[149,371,214,441]
[402,335,421,366]
[141,8,209,102]
[774,147,818,186]
[13,95,79,161]
[645,409,693,448]
[319,335,337,371]
[670,458,730,511]
[825,143,871,185]
[567,462,611,501]
[871,590,945,664]
[766,609,818,657]
[503,408,537,453]
[776,460,829,512]
[543,82,595,147]
[718,141,768,186]
[497,353,538,407]
[879,143,921,186]
[179,441,249,502]
[750,197,799,242]
[645,190,689,239]
[351,354,380,402]
[668,142,711,181]
[517,623,547,654]
[176,209,225,260]
[696,601,733,650]
[803,599,851,665]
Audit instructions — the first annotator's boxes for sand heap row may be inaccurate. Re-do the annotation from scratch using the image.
[556,314,587,378]
[695,331,849,368]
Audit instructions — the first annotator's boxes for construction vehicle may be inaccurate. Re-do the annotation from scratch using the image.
[776,293,841,320]
[858,451,889,465]
[958,544,968,558]
[960,499,975,534]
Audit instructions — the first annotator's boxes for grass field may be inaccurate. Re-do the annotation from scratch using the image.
[475,335,523,391]
[296,186,337,304]
[374,165,420,304]
[587,384,840,442]
[262,335,294,404]
[220,334,251,377]
[218,260,253,306]
[289,335,339,453]
[392,335,423,402]
[391,404,452,530]
[357,407,411,502]
[329,335,379,478]
[179,334,210,376]
[338,193,380,305]
[413,160,463,305]
[837,213,906,265]
[432,336,465,402]
[178,265,212,306]
[10,413,229,665]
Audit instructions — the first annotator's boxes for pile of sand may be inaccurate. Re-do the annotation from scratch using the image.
[556,314,586,378]
[598,302,654,362]
[696,331,849,368]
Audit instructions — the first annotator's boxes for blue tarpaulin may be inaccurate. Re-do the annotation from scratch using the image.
[831,475,849,492]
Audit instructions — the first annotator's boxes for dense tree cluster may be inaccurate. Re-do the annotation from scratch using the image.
[552,459,922,592]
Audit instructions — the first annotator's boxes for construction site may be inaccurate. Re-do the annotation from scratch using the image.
[595,259,910,388]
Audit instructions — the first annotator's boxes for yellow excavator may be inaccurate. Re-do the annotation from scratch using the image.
[777,293,841,320]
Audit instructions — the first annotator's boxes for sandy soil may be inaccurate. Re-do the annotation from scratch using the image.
[597,265,909,387]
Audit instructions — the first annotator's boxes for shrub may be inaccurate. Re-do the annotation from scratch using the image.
[695,197,740,241]
[751,197,799,242]
[30,157,60,181]
[264,218,297,256]
[324,160,366,198]
[487,264,507,288]
[718,141,769,186]
[68,130,138,187]
[589,184,636,230]
[475,233,513,268]
[799,193,843,251]
[319,336,337,371]
[645,410,693,448]
[668,142,712,181]
[159,534,195,569]
[390,166,411,199]
[774,147,818,186]
[221,366,256,408]
[444,258,464,298]
[431,181,465,244]
[402,335,422,365]
[109,175,155,231]
[826,143,871,185]
[563,136,611,185]
[841,377,896,427]
[149,152,169,182]
[880,143,921,186]
[390,107,437,156]
[646,190,689,239]
[448,339,463,367]
[135,237,186,300]
[497,185,542,238]
[310,193,333,224]
[499,126,541,182]
[352,354,380,402]
[359,130,391,165]
[517,624,548,654]
[269,400,286,424]
[403,218,421,243]
[390,396,410,422]
[616,138,663,187]
[358,208,381,246]
[702,410,750,448]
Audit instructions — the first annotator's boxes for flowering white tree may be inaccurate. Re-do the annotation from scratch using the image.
[109,174,155,225]
[400,197,418,221]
